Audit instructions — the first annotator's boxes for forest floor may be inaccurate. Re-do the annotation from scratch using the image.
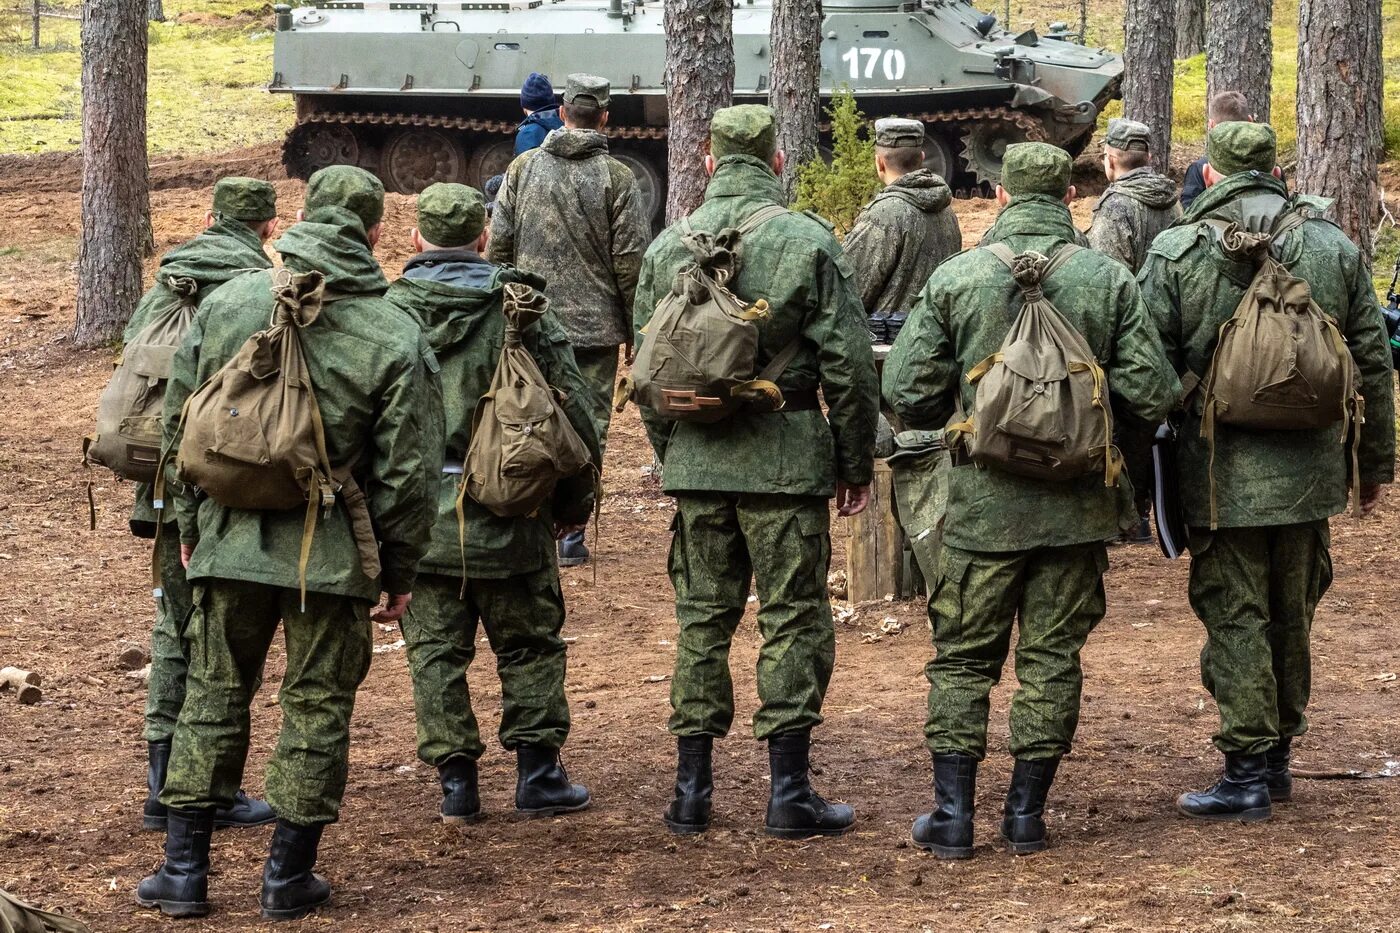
[0,147,1399,932]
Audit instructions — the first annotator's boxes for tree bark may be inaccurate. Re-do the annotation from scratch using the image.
[769,0,822,200]
[1295,0,1381,266]
[1123,0,1175,174]
[75,0,151,348]
[147,0,164,22]
[1174,0,1205,58]
[1206,0,1272,122]
[663,0,734,223]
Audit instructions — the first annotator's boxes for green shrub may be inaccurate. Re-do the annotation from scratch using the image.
[792,88,881,237]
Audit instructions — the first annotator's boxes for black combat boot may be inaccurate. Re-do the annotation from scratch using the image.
[515,745,591,816]
[438,757,484,824]
[911,753,977,859]
[1000,757,1060,854]
[558,531,590,567]
[1265,738,1293,803]
[662,735,714,835]
[135,808,214,918]
[144,739,275,831]
[1177,752,1272,822]
[259,819,332,921]
[763,730,855,839]
[213,790,276,829]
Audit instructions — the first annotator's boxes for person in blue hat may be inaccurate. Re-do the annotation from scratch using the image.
[515,72,563,155]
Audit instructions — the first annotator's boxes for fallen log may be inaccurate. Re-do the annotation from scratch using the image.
[0,666,42,704]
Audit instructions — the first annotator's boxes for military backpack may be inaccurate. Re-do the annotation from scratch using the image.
[947,244,1121,485]
[619,204,800,422]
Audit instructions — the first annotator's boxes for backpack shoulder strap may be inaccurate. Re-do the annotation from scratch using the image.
[736,203,790,237]
[1043,243,1085,279]
[983,242,1017,269]
[755,335,803,383]
[679,215,694,237]
[1270,207,1309,239]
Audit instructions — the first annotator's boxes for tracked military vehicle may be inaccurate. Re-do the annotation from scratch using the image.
[271,0,1122,218]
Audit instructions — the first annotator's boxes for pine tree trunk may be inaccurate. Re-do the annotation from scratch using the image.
[1295,0,1381,266]
[1206,0,1272,122]
[1123,0,1176,174]
[1174,0,1205,58]
[769,0,822,200]
[663,0,734,223]
[75,0,151,348]
[148,0,164,22]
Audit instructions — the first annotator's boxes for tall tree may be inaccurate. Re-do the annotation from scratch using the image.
[662,0,734,222]
[1206,0,1272,122]
[1123,0,1176,173]
[1295,0,1382,266]
[148,0,164,21]
[769,0,822,199]
[1175,0,1205,58]
[75,0,152,347]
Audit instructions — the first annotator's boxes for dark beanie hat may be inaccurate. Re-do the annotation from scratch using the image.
[520,72,555,112]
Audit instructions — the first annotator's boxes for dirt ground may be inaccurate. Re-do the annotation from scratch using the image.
[0,147,1397,933]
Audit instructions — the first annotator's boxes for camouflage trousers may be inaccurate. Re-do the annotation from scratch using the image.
[143,526,194,742]
[667,492,835,740]
[892,451,949,587]
[925,542,1108,760]
[1188,521,1332,755]
[399,570,570,766]
[572,345,620,464]
[160,579,372,826]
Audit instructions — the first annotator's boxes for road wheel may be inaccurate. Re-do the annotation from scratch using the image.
[922,131,957,182]
[960,121,1031,187]
[381,127,466,194]
[466,137,516,190]
[283,122,360,180]
[610,146,666,228]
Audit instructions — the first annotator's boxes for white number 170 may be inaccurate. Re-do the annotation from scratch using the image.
[841,46,906,81]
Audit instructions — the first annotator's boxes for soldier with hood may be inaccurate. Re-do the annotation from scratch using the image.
[1086,118,1182,273]
[384,183,602,824]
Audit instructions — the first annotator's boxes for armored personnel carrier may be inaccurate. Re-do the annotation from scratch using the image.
[271,0,1122,219]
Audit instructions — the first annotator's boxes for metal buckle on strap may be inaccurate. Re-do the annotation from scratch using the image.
[442,462,464,476]
[662,389,724,413]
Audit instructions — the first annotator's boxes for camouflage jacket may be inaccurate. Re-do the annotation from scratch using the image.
[487,128,650,349]
[883,195,1180,551]
[842,169,963,314]
[633,155,879,497]
[163,208,438,600]
[126,219,273,532]
[1138,172,1395,529]
[1086,167,1181,273]
[383,249,601,580]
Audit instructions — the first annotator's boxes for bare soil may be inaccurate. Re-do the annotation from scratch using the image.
[0,147,1397,933]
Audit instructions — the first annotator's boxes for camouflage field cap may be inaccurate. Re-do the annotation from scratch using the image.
[1000,142,1072,197]
[710,104,777,160]
[563,74,610,109]
[1105,118,1151,152]
[874,118,925,149]
[1206,121,1277,177]
[212,177,277,222]
[416,183,486,248]
[304,165,385,229]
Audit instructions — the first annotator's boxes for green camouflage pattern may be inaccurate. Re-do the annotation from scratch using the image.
[843,169,962,315]
[634,155,879,497]
[1085,167,1181,273]
[563,73,609,108]
[891,450,949,585]
[163,207,438,599]
[488,129,649,349]
[143,526,195,742]
[873,117,925,149]
[304,164,384,228]
[709,104,777,160]
[1206,121,1277,177]
[211,177,277,222]
[1137,172,1396,528]
[1187,521,1331,754]
[667,492,834,740]
[883,195,1179,551]
[999,142,1072,197]
[571,345,620,463]
[416,182,487,247]
[925,542,1108,760]
[160,580,373,824]
[1104,118,1151,152]
[400,570,570,764]
[382,252,600,579]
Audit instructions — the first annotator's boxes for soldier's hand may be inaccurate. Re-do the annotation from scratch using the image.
[180,543,194,569]
[1359,482,1386,516]
[371,592,412,623]
[836,482,872,517]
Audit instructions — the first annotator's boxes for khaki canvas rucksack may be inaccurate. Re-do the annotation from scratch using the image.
[618,204,800,423]
[947,244,1121,486]
[461,282,594,522]
[1196,211,1361,526]
[84,275,200,484]
[167,269,380,606]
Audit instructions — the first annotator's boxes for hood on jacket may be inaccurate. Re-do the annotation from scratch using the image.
[703,154,785,203]
[157,218,270,287]
[980,194,1079,248]
[274,206,389,295]
[402,249,497,291]
[386,260,544,354]
[878,169,953,213]
[1108,167,1179,209]
[540,128,609,160]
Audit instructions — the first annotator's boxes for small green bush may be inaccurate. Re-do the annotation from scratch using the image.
[792,88,881,237]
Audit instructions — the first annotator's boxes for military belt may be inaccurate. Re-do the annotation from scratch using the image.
[771,389,820,412]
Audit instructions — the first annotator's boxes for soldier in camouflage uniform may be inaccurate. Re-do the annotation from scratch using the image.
[634,105,878,839]
[384,183,602,822]
[884,143,1178,858]
[488,74,650,566]
[843,117,963,586]
[138,167,437,921]
[1086,118,1182,544]
[122,179,279,834]
[1138,122,1394,823]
